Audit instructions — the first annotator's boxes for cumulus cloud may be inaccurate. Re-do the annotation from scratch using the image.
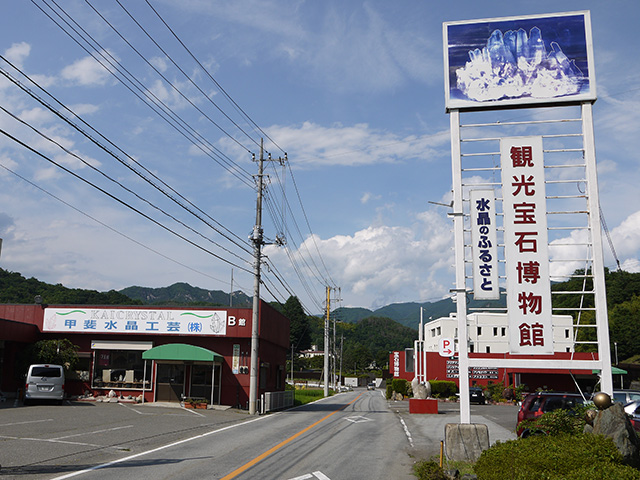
[360,192,380,204]
[266,209,454,309]
[253,122,449,168]
[4,42,31,69]
[61,52,114,86]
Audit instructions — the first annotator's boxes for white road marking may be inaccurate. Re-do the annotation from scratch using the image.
[49,413,268,479]
[397,411,414,448]
[0,418,54,427]
[288,472,331,480]
[0,435,103,447]
[344,415,372,423]
[53,425,134,440]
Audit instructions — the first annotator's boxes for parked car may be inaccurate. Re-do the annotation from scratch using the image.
[469,387,486,405]
[612,389,640,404]
[623,400,640,432]
[24,364,65,405]
[516,392,586,437]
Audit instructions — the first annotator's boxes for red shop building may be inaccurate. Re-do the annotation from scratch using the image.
[390,349,601,394]
[0,301,289,407]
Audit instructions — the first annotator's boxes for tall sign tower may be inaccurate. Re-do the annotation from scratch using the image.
[443,11,612,423]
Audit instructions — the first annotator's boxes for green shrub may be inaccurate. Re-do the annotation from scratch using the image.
[484,381,504,402]
[429,380,457,398]
[391,378,409,397]
[412,460,448,480]
[518,405,590,437]
[474,433,626,480]
[386,383,393,399]
[561,462,640,480]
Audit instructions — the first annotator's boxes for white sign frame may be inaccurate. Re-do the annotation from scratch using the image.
[44,307,228,336]
[470,189,500,300]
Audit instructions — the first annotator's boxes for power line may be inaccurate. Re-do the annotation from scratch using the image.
[0,102,250,265]
[31,0,255,188]
[0,127,253,275]
[0,57,252,256]
[0,161,253,291]
[142,0,286,155]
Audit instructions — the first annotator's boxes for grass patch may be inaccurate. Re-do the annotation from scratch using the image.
[294,388,332,406]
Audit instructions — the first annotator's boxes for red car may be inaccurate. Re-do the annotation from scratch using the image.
[516,392,586,437]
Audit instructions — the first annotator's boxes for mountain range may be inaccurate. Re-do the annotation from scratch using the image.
[119,283,253,307]
[333,296,506,329]
[119,283,505,329]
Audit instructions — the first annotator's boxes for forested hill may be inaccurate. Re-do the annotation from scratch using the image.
[334,295,506,329]
[0,268,140,305]
[119,283,252,307]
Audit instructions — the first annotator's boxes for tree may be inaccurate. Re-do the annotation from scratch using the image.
[283,296,312,352]
[18,339,80,376]
[609,295,640,361]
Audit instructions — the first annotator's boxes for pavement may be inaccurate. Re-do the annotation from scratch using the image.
[387,396,518,461]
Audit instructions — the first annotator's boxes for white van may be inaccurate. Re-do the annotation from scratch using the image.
[24,364,65,405]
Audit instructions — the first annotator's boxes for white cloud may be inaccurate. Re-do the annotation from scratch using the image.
[360,192,380,204]
[61,53,113,86]
[611,210,640,259]
[266,209,454,309]
[262,122,448,168]
[4,42,31,69]
[68,103,100,116]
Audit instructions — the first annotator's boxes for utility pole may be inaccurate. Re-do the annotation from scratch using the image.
[248,140,286,415]
[324,286,330,397]
[249,140,265,415]
[324,286,341,396]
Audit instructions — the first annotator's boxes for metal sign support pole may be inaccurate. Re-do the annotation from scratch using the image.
[450,109,471,424]
[582,102,613,394]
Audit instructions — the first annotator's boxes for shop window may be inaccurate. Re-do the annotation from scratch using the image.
[191,364,220,403]
[92,349,151,390]
[405,348,414,372]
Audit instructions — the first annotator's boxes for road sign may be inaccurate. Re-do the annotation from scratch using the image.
[439,338,455,357]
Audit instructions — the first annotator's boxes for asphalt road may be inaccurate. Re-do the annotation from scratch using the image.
[0,391,518,479]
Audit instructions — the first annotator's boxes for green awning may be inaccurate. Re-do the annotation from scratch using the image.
[142,343,223,362]
[592,367,627,375]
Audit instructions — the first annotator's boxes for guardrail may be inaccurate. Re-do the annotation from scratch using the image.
[260,390,294,414]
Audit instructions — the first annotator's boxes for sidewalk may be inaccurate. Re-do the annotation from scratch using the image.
[388,397,517,461]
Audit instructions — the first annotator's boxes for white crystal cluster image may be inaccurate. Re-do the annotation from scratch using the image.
[456,26,584,102]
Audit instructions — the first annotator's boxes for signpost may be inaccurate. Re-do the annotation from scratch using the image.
[444,10,613,424]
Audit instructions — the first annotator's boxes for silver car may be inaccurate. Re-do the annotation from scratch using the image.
[24,364,65,405]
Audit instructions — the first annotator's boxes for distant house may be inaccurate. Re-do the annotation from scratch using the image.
[300,345,324,358]
[423,312,574,354]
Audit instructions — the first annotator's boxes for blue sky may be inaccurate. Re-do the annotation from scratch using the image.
[0,1,639,315]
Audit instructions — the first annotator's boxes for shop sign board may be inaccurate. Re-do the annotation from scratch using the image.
[501,136,552,354]
[443,11,595,111]
[44,307,229,336]
[445,359,499,379]
[470,189,500,300]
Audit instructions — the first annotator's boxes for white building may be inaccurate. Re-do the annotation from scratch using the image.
[423,312,575,354]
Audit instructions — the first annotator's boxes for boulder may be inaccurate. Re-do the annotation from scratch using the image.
[411,378,431,399]
[588,402,640,466]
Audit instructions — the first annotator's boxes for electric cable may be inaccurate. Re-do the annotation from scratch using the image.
[0,127,253,274]
[0,58,252,255]
[143,0,286,155]
[0,161,252,290]
[31,0,255,188]
[0,103,250,265]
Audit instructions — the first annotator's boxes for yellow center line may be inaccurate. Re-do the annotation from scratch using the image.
[221,393,363,480]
